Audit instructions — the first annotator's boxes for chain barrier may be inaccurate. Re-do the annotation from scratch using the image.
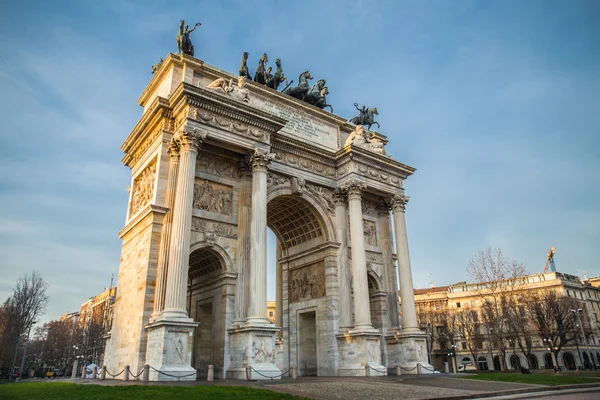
[249,366,292,380]
[130,368,145,380]
[418,363,435,372]
[399,365,418,372]
[149,366,198,382]
[105,368,125,378]
[366,364,391,374]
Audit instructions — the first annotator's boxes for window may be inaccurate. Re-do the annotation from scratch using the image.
[567,290,571,297]
[462,342,467,350]
[457,302,461,308]
[268,311,274,317]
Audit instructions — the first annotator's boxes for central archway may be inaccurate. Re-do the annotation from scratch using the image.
[266,190,334,376]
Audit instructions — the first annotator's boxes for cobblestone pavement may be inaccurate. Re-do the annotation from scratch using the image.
[257,375,540,400]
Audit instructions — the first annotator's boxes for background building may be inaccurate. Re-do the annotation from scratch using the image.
[404,272,600,372]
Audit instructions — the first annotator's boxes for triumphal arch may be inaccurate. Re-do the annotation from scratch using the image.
[103,49,430,380]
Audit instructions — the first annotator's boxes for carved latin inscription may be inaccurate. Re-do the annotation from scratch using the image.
[289,261,326,303]
[129,159,157,216]
[193,179,233,215]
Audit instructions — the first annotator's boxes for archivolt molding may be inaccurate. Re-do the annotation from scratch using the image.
[188,241,233,278]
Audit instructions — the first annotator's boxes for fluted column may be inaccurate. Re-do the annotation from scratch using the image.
[388,193,419,332]
[343,180,374,332]
[334,188,352,330]
[246,148,275,325]
[162,129,206,319]
[151,138,181,320]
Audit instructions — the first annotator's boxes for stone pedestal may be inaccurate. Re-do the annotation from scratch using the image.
[226,324,281,380]
[385,331,433,374]
[337,332,386,376]
[145,320,198,381]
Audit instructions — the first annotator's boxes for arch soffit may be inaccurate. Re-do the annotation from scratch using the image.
[266,186,335,244]
[189,240,234,273]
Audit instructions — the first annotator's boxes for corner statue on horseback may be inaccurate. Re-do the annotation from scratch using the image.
[349,103,380,130]
[177,20,201,57]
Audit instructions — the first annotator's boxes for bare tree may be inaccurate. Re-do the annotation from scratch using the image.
[525,290,580,370]
[466,248,527,371]
[457,307,485,370]
[506,295,535,369]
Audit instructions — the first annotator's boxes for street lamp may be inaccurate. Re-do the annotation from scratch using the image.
[16,320,37,382]
[425,322,432,365]
[571,308,588,369]
[543,338,559,371]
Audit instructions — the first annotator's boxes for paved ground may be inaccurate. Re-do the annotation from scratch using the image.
[5,374,600,400]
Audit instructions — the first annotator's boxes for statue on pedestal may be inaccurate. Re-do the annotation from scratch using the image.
[176,20,201,56]
[344,125,387,155]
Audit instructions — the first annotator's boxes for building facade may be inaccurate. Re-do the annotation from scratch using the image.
[408,272,600,372]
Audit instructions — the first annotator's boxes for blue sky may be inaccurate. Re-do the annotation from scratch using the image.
[0,0,598,322]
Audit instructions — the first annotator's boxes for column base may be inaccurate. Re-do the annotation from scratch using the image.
[385,330,434,374]
[226,323,281,380]
[336,331,386,376]
[145,319,199,381]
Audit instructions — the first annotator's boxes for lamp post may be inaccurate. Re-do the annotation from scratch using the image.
[425,322,432,365]
[447,343,457,373]
[543,338,559,371]
[571,308,588,369]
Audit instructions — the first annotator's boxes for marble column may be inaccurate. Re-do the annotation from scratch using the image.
[377,200,400,328]
[151,138,180,320]
[161,129,207,320]
[246,148,275,325]
[344,180,374,332]
[233,168,252,324]
[334,188,352,330]
[388,193,419,332]
[275,237,283,329]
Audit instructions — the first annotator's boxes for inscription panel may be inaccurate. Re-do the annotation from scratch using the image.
[252,94,339,150]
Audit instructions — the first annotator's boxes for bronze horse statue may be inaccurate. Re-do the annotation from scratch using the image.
[239,52,252,80]
[283,71,313,100]
[304,86,333,112]
[254,53,269,85]
[267,58,286,90]
[350,104,380,130]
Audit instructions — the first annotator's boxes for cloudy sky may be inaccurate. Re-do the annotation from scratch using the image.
[1,0,598,322]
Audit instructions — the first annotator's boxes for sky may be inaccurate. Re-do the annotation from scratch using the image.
[0,0,599,323]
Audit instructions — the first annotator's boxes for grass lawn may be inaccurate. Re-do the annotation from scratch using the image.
[0,382,307,400]
[459,373,600,386]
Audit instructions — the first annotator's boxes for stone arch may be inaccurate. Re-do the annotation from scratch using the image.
[509,354,521,369]
[544,353,553,369]
[189,241,234,274]
[562,352,576,370]
[267,186,335,247]
[477,356,488,371]
[528,354,539,370]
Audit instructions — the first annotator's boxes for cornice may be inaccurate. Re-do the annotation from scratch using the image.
[336,145,416,179]
[169,82,287,134]
[271,133,337,167]
[118,204,168,239]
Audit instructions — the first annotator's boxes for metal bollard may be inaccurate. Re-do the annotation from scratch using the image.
[143,364,150,383]
[124,365,130,381]
[417,364,422,375]
[444,362,449,374]
[291,366,297,380]
[100,366,107,380]
[207,365,214,382]
[396,365,401,376]
[92,366,98,379]
[81,365,87,379]
[365,364,370,376]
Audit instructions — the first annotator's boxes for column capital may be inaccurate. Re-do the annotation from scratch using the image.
[333,188,347,206]
[177,128,207,153]
[248,148,276,173]
[387,193,409,212]
[341,180,366,200]
[167,137,181,162]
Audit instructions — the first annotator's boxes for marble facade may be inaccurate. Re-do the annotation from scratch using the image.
[103,53,431,380]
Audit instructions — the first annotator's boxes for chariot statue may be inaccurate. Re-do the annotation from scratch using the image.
[283,71,313,100]
[266,58,286,90]
[176,20,201,57]
[303,85,333,112]
[349,103,380,130]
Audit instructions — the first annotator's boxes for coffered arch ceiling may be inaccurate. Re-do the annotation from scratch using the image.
[267,195,326,251]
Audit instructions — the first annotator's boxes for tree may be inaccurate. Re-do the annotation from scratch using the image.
[0,271,48,373]
[506,296,534,369]
[466,248,527,371]
[525,290,580,370]
[457,307,485,370]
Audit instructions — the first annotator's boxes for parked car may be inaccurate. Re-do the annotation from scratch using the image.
[458,364,477,372]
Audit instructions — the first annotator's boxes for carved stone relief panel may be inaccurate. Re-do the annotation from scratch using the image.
[129,158,157,216]
[363,219,377,246]
[305,183,335,215]
[274,152,336,178]
[253,335,274,364]
[266,172,289,189]
[337,162,402,188]
[193,179,233,215]
[191,107,269,142]
[196,153,241,179]
[191,217,238,239]
[289,261,326,303]
[165,331,190,366]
